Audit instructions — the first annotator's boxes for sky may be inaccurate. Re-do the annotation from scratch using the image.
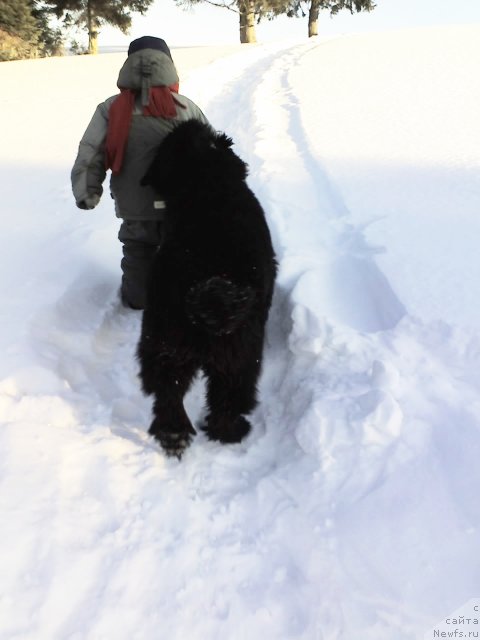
[97,0,480,48]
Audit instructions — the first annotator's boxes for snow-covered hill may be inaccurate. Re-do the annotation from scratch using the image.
[1,25,479,640]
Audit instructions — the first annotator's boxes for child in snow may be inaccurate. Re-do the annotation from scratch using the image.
[71,36,210,310]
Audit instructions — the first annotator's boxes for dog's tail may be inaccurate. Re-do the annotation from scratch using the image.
[185,276,255,336]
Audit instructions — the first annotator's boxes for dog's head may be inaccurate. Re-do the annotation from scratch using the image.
[141,120,248,197]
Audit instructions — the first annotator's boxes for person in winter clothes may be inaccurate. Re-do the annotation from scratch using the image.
[71,36,210,310]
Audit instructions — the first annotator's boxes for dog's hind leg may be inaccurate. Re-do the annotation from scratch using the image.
[146,358,198,459]
[202,351,262,444]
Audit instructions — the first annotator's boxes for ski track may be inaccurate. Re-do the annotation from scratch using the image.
[1,39,480,640]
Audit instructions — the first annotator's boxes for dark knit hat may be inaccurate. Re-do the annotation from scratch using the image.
[128,36,173,60]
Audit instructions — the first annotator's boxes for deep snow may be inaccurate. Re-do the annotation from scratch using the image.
[0,25,479,640]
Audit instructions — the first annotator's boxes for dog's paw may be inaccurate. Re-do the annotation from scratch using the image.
[149,420,196,459]
[202,414,251,444]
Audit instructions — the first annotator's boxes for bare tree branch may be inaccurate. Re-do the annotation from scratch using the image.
[203,0,239,12]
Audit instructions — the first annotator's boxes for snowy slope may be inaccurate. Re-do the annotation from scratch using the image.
[1,26,480,640]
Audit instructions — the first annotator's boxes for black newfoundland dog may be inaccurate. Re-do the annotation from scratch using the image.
[138,120,277,458]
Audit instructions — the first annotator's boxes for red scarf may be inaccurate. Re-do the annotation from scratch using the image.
[105,83,182,175]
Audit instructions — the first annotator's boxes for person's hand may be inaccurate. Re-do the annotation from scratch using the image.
[77,194,100,210]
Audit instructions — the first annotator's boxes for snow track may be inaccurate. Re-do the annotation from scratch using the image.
[202,43,409,495]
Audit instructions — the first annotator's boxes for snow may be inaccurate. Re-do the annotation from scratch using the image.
[1,25,480,640]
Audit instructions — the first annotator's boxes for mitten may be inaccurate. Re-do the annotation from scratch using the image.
[77,193,100,210]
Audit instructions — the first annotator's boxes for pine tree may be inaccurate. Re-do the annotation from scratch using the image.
[288,0,376,38]
[49,0,154,54]
[30,1,64,56]
[0,0,40,59]
[0,0,66,60]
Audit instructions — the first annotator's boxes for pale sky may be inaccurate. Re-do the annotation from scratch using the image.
[98,0,480,48]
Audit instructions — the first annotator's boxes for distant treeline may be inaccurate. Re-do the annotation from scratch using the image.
[0,0,375,61]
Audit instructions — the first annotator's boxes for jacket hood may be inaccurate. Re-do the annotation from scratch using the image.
[117,49,179,92]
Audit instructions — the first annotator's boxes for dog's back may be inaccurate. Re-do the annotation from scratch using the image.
[143,119,277,334]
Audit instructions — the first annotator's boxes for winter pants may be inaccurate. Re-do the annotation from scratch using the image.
[118,219,164,310]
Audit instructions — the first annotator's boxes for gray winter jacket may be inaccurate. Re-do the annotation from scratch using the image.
[71,48,209,220]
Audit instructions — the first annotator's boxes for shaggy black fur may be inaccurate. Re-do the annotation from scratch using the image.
[138,119,277,458]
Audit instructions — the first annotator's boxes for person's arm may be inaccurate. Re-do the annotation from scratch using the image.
[71,99,111,210]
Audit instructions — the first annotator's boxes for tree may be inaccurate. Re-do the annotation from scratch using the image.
[50,0,154,54]
[288,0,375,38]
[238,0,256,43]
[0,0,40,59]
[0,0,64,59]
[30,1,65,55]
[177,0,290,44]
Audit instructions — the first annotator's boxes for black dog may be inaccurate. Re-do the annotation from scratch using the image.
[138,119,277,458]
